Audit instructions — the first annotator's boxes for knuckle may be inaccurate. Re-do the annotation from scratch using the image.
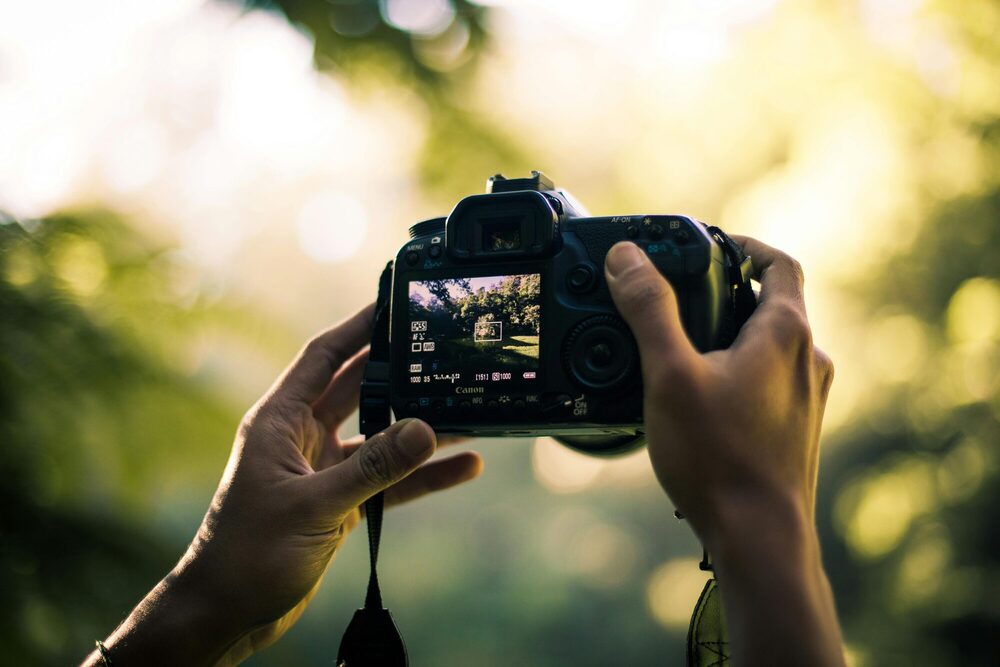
[814,347,834,374]
[358,437,397,487]
[769,300,812,348]
[783,254,805,287]
[237,400,270,439]
[814,347,835,385]
[303,334,330,360]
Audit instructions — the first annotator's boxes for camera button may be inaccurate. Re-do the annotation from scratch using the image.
[405,250,420,266]
[513,398,526,410]
[545,194,564,215]
[427,244,442,259]
[567,264,596,293]
[406,401,419,413]
[661,254,683,274]
[486,399,500,411]
[432,400,446,415]
[649,224,664,240]
[542,393,573,414]
[563,315,638,392]
[626,224,640,239]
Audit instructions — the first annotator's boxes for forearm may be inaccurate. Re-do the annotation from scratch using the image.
[81,565,246,667]
[709,492,845,667]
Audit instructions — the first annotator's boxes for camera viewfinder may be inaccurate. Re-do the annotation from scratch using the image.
[481,216,523,252]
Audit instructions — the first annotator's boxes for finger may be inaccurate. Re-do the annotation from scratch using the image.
[807,346,834,515]
[340,433,469,458]
[307,418,437,516]
[271,303,375,406]
[728,235,806,314]
[726,236,815,355]
[604,241,698,377]
[312,348,370,429]
[384,452,483,507]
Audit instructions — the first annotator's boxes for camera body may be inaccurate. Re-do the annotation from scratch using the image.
[384,172,753,455]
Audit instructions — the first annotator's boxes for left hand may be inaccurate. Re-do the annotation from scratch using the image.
[88,304,483,666]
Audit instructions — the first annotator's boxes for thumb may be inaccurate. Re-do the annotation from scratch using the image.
[313,419,437,516]
[604,241,697,375]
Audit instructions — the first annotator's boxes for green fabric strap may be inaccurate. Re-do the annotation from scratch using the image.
[687,578,730,666]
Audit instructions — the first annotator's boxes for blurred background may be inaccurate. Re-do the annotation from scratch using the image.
[1,0,998,664]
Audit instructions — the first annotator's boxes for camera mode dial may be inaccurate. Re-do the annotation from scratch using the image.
[563,315,638,392]
[408,217,446,240]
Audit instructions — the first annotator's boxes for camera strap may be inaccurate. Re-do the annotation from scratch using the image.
[338,262,408,667]
[681,228,752,666]
[706,226,756,329]
[671,510,730,666]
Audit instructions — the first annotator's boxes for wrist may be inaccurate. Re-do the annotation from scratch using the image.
[702,484,815,565]
[98,560,248,667]
[700,488,845,666]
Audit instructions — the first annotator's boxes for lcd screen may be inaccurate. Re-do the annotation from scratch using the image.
[407,274,540,387]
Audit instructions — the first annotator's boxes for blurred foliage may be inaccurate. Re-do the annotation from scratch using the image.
[0,211,248,664]
[816,187,1000,667]
[232,0,534,196]
[2,0,1000,665]
[810,4,1000,662]
[237,0,489,84]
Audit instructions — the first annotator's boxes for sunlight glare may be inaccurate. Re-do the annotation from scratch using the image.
[646,557,708,631]
[946,278,1000,346]
[532,437,606,494]
[381,0,455,36]
[296,191,369,264]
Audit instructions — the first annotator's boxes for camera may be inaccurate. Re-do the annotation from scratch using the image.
[375,171,756,455]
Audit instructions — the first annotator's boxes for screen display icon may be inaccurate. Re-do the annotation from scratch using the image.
[407,274,540,387]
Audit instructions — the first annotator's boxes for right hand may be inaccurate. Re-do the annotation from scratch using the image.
[604,237,834,555]
[605,236,845,665]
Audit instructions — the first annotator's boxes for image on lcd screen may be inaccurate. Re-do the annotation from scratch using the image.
[407,274,540,386]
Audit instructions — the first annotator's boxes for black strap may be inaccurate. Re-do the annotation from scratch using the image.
[706,226,756,329]
[338,262,407,667]
[363,493,384,610]
[360,262,394,611]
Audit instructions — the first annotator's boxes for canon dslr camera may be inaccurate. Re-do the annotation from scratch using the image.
[368,171,755,456]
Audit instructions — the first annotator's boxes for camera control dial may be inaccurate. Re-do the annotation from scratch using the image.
[408,217,446,240]
[563,315,638,392]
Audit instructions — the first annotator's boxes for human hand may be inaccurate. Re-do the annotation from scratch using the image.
[604,237,832,548]
[605,237,843,665]
[87,305,482,667]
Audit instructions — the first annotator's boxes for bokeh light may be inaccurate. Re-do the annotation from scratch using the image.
[646,557,709,632]
[295,191,368,264]
[2,0,999,664]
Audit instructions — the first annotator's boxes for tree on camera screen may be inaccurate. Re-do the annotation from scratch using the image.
[408,274,540,384]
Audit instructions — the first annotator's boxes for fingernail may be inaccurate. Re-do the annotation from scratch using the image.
[606,242,646,277]
[397,419,434,457]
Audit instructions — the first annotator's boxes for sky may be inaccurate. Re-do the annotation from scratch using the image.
[409,273,537,306]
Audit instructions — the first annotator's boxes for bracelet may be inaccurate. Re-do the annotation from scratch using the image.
[95,639,113,666]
